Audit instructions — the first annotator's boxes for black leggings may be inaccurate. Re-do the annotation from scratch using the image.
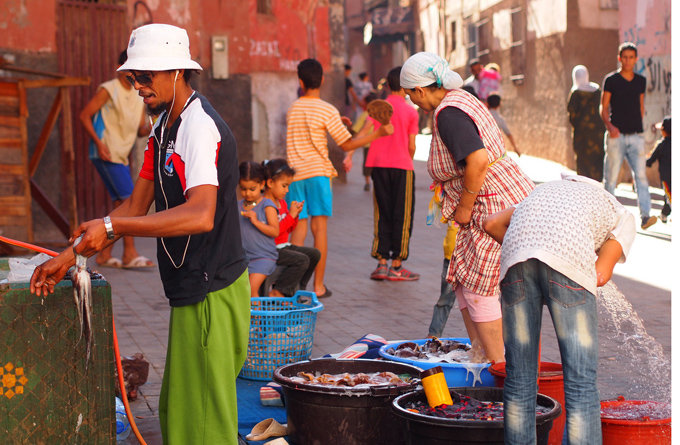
[370,167,415,261]
[272,245,321,296]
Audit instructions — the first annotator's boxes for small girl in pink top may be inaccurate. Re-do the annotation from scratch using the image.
[263,159,321,297]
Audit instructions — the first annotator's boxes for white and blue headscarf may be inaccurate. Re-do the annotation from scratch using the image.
[400,52,463,90]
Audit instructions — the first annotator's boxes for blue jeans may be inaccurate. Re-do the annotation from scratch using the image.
[501,259,601,445]
[428,258,456,337]
[603,132,651,217]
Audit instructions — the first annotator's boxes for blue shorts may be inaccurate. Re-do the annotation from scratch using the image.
[286,176,333,218]
[91,159,134,201]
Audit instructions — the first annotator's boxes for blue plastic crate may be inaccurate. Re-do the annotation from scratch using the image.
[378,338,495,387]
[239,291,324,381]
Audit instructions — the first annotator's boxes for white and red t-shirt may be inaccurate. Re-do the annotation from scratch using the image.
[139,93,246,307]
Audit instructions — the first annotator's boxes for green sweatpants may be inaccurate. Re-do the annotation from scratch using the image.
[159,270,251,444]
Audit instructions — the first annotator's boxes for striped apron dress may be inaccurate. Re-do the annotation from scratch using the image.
[428,89,535,296]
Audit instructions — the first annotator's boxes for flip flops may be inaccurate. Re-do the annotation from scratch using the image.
[246,418,288,441]
[316,285,332,298]
[122,256,155,269]
[96,257,122,268]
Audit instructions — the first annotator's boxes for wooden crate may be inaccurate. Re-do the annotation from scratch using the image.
[0,81,32,242]
[0,259,115,444]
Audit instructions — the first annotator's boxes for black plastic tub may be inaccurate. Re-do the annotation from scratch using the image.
[273,358,422,445]
[392,387,562,445]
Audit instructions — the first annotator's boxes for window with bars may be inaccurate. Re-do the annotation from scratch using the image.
[466,19,477,62]
[476,18,490,64]
[465,17,491,64]
[510,7,526,84]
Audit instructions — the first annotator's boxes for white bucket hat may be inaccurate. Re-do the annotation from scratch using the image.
[118,24,202,72]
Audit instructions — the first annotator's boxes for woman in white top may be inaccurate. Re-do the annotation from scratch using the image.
[79,49,153,269]
[483,174,636,445]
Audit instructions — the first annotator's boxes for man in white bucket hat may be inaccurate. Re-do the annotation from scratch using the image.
[31,23,250,444]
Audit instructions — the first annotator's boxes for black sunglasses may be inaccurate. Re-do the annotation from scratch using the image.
[125,71,155,87]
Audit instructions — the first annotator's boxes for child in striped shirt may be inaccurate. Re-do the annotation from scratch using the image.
[285,58,393,298]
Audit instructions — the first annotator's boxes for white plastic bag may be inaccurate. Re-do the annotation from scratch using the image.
[7,253,53,283]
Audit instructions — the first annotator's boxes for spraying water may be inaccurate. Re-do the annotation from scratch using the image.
[596,282,670,403]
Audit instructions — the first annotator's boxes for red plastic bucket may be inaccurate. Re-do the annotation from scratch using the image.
[489,361,565,445]
[600,398,671,445]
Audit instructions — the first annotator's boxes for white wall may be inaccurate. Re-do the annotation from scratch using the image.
[577,0,619,29]
[250,72,299,160]
[527,0,567,38]
[419,0,446,56]
[491,8,513,51]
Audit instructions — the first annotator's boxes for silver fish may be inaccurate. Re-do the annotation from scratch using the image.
[72,235,93,366]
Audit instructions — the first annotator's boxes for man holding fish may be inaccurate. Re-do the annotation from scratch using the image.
[30,24,249,445]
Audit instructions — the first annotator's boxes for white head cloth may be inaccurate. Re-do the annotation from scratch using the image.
[571,65,599,93]
[400,52,463,90]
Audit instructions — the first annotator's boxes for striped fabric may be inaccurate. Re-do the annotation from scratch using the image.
[370,168,415,261]
[286,97,352,181]
[428,89,534,296]
[323,334,388,359]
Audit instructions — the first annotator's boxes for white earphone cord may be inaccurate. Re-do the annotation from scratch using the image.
[157,70,191,269]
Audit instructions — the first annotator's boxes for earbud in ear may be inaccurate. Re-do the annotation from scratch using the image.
[174,70,179,81]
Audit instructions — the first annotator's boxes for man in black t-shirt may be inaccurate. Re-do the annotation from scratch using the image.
[600,42,656,229]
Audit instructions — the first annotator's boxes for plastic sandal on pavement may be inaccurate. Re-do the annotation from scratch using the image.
[386,266,420,281]
[317,285,333,298]
[370,264,389,281]
[122,255,155,269]
[246,418,288,441]
[96,257,122,268]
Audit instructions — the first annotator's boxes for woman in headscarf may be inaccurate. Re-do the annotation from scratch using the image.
[567,65,606,181]
[401,52,534,364]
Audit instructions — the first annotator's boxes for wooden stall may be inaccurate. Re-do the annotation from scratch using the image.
[0,65,89,243]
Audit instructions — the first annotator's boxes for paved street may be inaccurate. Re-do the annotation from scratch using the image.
[104,142,672,444]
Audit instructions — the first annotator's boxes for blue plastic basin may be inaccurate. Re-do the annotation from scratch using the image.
[378,338,495,387]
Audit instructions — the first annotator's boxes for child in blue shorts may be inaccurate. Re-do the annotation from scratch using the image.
[285,58,394,297]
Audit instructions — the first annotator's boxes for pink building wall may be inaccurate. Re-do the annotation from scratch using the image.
[1,0,332,75]
[124,0,331,75]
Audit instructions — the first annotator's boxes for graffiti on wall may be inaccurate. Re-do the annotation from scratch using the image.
[250,40,281,58]
[635,55,671,142]
[249,40,301,72]
[132,1,154,28]
[645,56,671,96]
[622,24,646,48]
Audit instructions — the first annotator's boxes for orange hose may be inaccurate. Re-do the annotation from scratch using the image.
[113,315,147,444]
[0,235,59,257]
[0,236,147,444]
